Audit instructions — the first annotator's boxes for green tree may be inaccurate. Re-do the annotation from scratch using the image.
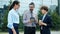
[51,11,60,30]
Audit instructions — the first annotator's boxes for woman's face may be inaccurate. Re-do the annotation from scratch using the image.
[15,4,20,9]
[41,9,46,14]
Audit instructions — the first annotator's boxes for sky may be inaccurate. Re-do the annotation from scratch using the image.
[0,0,58,15]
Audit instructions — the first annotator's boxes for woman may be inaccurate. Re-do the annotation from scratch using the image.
[39,6,52,34]
[7,1,20,34]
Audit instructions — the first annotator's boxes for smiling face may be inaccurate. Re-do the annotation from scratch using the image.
[29,5,34,11]
[14,3,20,9]
[29,2,35,12]
[40,6,48,14]
[41,9,47,14]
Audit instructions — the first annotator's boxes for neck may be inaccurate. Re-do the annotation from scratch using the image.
[30,9,33,13]
[13,7,16,10]
[44,12,47,15]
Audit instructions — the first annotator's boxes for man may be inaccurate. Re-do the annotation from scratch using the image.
[39,6,53,34]
[23,2,38,34]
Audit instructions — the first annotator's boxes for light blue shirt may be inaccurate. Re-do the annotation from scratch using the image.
[23,10,38,27]
[7,9,19,29]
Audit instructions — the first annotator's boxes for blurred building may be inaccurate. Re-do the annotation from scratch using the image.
[50,5,57,12]
[58,0,60,15]
[0,0,9,28]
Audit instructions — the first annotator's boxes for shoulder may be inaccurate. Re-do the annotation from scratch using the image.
[33,11,38,16]
[23,10,29,15]
[8,9,14,15]
[47,14,51,18]
[47,14,51,17]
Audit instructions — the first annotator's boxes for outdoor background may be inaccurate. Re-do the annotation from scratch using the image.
[0,0,60,34]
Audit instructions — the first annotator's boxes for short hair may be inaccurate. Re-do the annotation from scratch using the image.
[29,2,35,6]
[40,6,48,11]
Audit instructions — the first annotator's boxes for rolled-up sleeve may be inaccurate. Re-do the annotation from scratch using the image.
[23,12,29,24]
[35,14,38,23]
[7,13,13,29]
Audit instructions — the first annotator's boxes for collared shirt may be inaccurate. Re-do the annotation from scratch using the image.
[23,10,38,27]
[41,12,47,30]
[7,9,19,29]
[42,12,47,21]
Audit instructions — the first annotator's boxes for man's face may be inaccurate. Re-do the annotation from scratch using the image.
[29,5,34,11]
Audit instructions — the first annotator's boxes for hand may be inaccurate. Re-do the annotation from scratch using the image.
[39,20,47,26]
[40,22,47,26]
[12,28,16,34]
[43,23,47,26]
[13,31,16,34]
[28,20,32,23]
[39,20,43,25]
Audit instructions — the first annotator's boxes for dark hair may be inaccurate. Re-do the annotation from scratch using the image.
[40,6,48,11]
[29,2,35,7]
[9,1,19,10]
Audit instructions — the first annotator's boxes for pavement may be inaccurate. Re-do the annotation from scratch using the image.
[0,31,60,34]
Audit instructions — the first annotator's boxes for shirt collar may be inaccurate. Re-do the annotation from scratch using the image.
[43,12,48,16]
[28,9,35,14]
[12,8,18,13]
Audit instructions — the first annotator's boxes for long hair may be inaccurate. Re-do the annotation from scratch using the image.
[9,1,19,10]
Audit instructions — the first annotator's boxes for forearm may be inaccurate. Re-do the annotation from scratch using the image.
[35,16,38,24]
[42,22,47,26]
[39,21,47,26]
[23,20,29,24]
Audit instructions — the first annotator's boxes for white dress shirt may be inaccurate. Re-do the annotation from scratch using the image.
[41,12,47,30]
[7,9,19,29]
[23,10,38,27]
[42,12,47,21]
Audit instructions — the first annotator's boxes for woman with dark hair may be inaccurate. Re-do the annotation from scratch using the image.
[7,1,20,34]
[39,6,53,34]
